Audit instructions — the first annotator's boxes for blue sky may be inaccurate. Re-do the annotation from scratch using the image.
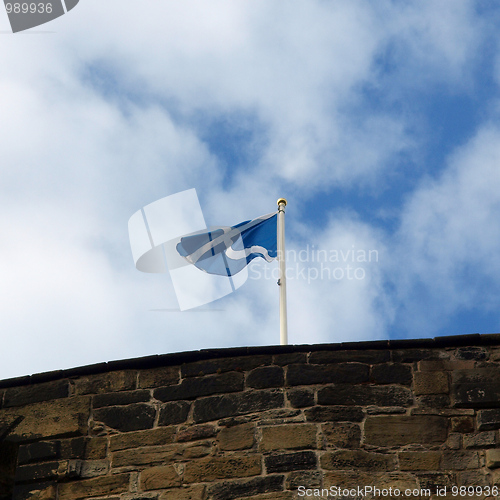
[2,1,500,379]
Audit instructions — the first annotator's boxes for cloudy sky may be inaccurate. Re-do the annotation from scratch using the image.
[2,1,500,379]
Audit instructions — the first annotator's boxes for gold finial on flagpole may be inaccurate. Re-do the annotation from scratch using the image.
[277,198,287,207]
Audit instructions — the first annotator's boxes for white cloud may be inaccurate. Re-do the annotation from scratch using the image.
[374,0,483,93]
[0,203,129,376]
[0,0,498,378]
[52,1,441,187]
[392,124,500,337]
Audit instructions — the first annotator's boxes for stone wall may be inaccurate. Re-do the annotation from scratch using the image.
[1,334,500,500]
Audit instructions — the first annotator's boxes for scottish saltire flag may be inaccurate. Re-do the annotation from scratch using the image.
[176,212,277,276]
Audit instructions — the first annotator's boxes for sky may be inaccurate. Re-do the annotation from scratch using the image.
[2,0,500,379]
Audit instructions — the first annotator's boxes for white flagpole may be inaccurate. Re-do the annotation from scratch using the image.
[277,198,288,345]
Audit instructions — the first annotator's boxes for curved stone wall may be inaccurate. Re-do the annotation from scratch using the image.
[1,334,500,500]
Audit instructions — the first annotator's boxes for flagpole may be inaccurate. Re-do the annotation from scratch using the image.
[277,198,288,345]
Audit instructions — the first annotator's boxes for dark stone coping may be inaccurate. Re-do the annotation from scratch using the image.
[0,333,499,389]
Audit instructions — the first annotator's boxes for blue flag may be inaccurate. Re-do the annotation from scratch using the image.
[176,212,277,276]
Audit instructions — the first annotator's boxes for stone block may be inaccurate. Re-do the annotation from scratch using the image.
[0,440,16,496]
[138,366,179,389]
[14,461,76,483]
[93,390,150,408]
[81,437,108,459]
[414,372,449,395]
[192,389,284,423]
[304,405,364,422]
[207,475,284,500]
[259,424,317,451]
[93,403,155,432]
[154,371,244,402]
[318,385,413,407]
[370,363,412,385]
[246,366,284,389]
[417,472,453,490]
[140,465,181,490]
[176,424,216,442]
[181,355,273,378]
[410,408,474,416]
[441,451,479,470]
[255,408,302,425]
[455,347,487,360]
[450,416,474,433]
[181,441,214,459]
[452,368,500,408]
[321,450,396,472]
[58,473,130,500]
[286,471,323,489]
[265,451,316,473]
[445,432,462,450]
[477,409,500,430]
[463,431,497,448]
[217,422,255,450]
[1,396,90,441]
[456,469,489,487]
[416,394,450,409]
[157,401,191,426]
[309,350,390,364]
[486,449,500,468]
[322,422,361,448]
[78,460,108,478]
[453,384,500,408]
[4,380,69,408]
[110,426,176,451]
[17,436,104,464]
[491,469,500,486]
[73,371,136,395]
[323,470,380,489]
[364,416,448,446]
[286,363,369,386]
[112,444,179,467]
[18,441,60,465]
[398,451,441,471]
[416,394,450,414]
[418,360,475,371]
[273,352,307,365]
[214,415,255,428]
[287,388,314,408]
[112,442,212,467]
[392,349,448,362]
[159,485,205,500]
[184,454,261,483]
[453,368,500,384]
